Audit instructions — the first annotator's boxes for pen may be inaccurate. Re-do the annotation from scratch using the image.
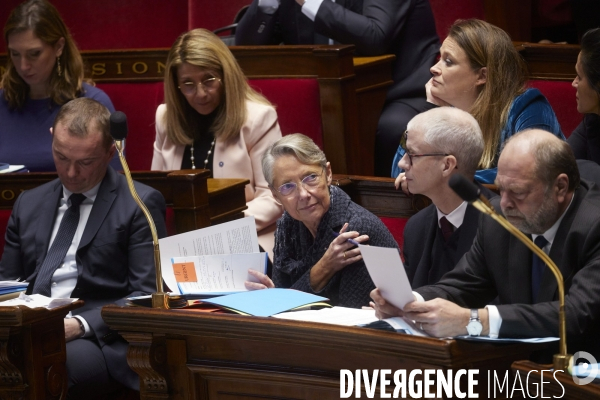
[331,229,360,246]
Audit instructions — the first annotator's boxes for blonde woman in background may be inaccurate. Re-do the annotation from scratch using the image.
[152,28,283,257]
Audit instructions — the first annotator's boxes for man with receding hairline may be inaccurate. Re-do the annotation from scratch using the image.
[0,98,167,397]
[372,129,600,360]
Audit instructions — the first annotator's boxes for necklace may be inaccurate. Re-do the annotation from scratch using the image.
[190,138,215,170]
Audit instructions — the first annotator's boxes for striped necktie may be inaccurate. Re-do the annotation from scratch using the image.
[31,193,86,296]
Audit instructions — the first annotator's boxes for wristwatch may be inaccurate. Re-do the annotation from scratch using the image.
[466,309,482,336]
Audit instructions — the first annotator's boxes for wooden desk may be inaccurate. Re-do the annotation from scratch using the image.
[0,171,248,234]
[103,305,547,400]
[512,360,600,399]
[332,174,431,218]
[0,300,83,400]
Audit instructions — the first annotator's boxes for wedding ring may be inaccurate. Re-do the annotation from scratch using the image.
[420,323,423,330]
[343,251,347,259]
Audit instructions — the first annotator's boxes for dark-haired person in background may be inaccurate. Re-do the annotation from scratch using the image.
[0,0,118,171]
[236,0,440,177]
[0,98,166,398]
[568,27,600,164]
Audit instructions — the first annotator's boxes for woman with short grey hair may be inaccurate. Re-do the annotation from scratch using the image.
[248,134,398,308]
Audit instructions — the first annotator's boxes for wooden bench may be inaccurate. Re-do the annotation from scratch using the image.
[516,42,581,136]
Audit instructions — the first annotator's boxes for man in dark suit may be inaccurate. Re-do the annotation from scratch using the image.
[235,0,440,176]
[0,98,167,397]
[372,129,600,359]
[398,107,494,289]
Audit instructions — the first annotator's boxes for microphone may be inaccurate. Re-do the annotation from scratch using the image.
[448,174,494,210]
[110,111,128,141]
[110,112,169,309]
[449,174,571,371]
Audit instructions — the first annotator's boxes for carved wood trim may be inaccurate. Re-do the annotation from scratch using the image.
[120,332,169,400]
[0,327,25,398]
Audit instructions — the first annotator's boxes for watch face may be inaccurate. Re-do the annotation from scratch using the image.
[467,320,482,336]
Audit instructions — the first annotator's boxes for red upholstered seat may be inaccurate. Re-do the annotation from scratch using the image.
[380,216,408,253]
[528,80,582,138]
[0,0,188,52]
[429,0,484,40]
[248,79,323,148]
[96,82,165,171]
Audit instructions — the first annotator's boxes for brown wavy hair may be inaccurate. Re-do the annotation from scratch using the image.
[2,0,86,110]
[162,28,271,145]
[448,19,528,168]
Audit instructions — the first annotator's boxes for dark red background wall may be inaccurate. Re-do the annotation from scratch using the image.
[0,0,250,52]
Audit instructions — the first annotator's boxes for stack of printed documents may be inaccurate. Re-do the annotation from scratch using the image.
[158,217,267,296]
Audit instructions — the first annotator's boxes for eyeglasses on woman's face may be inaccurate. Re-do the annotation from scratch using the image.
[275,167,325,197]
[399,130,450,166]
[178,77,221,96]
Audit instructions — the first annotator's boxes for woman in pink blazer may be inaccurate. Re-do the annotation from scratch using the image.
[152,29,283,257]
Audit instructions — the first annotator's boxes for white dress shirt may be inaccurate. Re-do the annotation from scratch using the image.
[47,182,101,336]
[435,201,468,230]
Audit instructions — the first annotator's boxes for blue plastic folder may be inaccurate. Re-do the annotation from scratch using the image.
[201,288,329,317]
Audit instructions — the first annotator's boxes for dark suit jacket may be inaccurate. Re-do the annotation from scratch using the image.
[0,166,167,390]
[568,114,600,164]
[404,184,496,289]
[416,180,600,359]
[236,0,439,105]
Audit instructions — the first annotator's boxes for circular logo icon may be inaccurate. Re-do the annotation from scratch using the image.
[572,351,598,385]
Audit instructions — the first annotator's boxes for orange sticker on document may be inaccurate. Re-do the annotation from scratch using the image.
[173,262,198,282]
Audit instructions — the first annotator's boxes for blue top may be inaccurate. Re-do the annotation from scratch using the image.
[391,88,565,183]
[0,83,118,172]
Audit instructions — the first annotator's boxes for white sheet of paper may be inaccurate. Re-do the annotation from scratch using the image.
[358,244,414,309]
[173,253,266,295]
[0,165,26,174]
[274,306,379,326]
[0,293,77,309]
[159,216,260,294]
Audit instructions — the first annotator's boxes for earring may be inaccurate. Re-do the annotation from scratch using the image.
[57,57,62,77]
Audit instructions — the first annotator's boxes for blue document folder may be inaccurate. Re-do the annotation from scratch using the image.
[202,288,329,317]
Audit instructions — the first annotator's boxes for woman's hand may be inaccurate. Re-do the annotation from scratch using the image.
[425,78,451,107]
[309,223,369,291]
[245,268,275,290]
[394,172,411,195]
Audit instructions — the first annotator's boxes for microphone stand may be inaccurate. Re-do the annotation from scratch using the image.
[114,140,169,309]
[449,175,571,370]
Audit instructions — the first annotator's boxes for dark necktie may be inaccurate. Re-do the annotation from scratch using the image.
[439,216,454,243]
[531,235,549,302]
[31,193,86,296]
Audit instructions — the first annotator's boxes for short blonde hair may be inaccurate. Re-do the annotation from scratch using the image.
[162,28,271,146]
